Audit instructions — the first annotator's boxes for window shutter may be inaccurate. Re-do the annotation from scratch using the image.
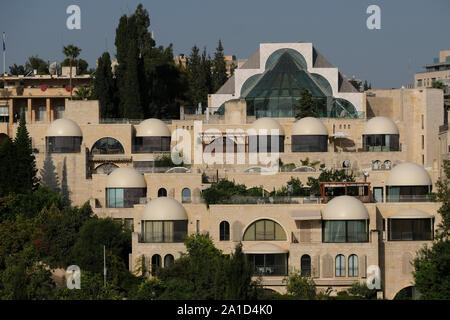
[313,255,320,278]
[360,255,367,278]
[322,254,333,278]
[232,221,243,242]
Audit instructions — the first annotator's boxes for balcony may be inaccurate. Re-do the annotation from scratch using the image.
[439,124,448,133]
[138,231,187,243]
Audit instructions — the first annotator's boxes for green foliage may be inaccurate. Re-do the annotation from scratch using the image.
[62,45,81,62]
[154,153,184,168]
[93,52,118,118]
[294,89,321,119]
[9,63,27,76]
[307,167,355,196]
[201,179,248,206]
[432,81,446,90]
[212,40,228,92]
[431,159,450,237]
[73,87,91,100]
[300,157,321,167]
[363,80,372,91]
[285,271,316,299]
[132,278,166,300]
[40,152,59,193]
[271,177,310,197]
[335,282,377,300]
[412,238,450,299]
[154,235,257,300]
[71,218,131,274]
[186,45,210,108]
[25,55,48,75]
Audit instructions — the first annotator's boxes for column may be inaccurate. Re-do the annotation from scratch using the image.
[27,98,32,123]
[46,98,51,123]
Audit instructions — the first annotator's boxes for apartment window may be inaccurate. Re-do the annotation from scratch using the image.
[158,188,167,197]
[417,79,423,87]
[164,254,174,267]
[0,105,9,123]
[421,115,424,129]
[37,106,46,121]
[196,220,200,233]
[422,154,424,165]
[182,188,191,203]
[219,221,230,241]
[243,219,287,241]
[335,254,346,277]
[348,254,358,277]
[421,135,424,150]
[301,255,311,277]
[151,254,161,275]
[56,106,65,119]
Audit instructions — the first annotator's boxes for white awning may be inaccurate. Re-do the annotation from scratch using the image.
[244,243,288,254]
[291,209,322,220]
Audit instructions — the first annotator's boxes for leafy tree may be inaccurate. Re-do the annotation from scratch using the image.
[62,44,82,99]
[201,179,247,206]
[285,271,316,299]
[212,40,228,92]
[0,137,17,197]
[294,89,320,119]
[14,113,39,194]
[132,278,166,300]
[335,282,377,300]
[187,45,208,108]
[412,238,450,299]
[94,52,117,118]
[9,63,27,76]
[201,47,213,100]
[73,87,91,100]
[25,56,48,75]
[432,159,450,236]
[223,243,254,299]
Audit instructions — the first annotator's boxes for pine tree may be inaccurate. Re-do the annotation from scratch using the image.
[363,80,372,91]
[201,48,213,100]
[212,40,228,92]
[295,90,319,119]
[187,45,206,109]
[14,114,38,194]
[94,52,117,118]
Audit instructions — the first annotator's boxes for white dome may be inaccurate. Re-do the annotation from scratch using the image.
[386,162,432,186]
[292,117,328,135]
[250,118,285,136]
[363,117,399,135]
[135,118,171,137]
[46,119,82,137]
[391,208,433,219]
[322,196,369,220]
[106,167,147,188]
[142,197,187,221]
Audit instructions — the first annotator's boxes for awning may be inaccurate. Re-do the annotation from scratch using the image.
[244,243,288,254]
[291,209,322,220]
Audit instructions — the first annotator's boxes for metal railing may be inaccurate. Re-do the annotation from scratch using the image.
[386,195,432,202]
[252,265,287,276]
[138,231,187,243]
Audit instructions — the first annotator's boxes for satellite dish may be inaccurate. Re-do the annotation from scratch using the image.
[343,160,351,168]
[49,61,61,76]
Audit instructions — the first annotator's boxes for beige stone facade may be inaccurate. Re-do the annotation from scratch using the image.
[0,44,447,300]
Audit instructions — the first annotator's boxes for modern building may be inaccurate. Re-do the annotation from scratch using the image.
[415,50,450,98]
[1,42,447,300]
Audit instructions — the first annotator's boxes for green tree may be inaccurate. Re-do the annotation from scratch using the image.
[212,40,228,92]
[0,137,17,197]
[14,113,39,194]
[9,64,27,76]
[285,271,316,299]
[432,81,446,90]
[432,159,450,236]
[187,45,207,109]
[349,78,362,92]
[39,152,59,193]
[412,238,450,299]
[61,58,89,75]
[25,56,48,75]
[363,80,372,91]
[307,167,355,196]
[94,52,117,118]
[62,44,82,100]
[223,243,254,299]
[294,89,320,119]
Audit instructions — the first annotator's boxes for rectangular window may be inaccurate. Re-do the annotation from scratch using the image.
[421,135,424,149]
[56,106,65,119]
[37,106,46,122]
[196,220,200,233]
[422,154,425,165]
[388,218,433,241]
[421,115,424,129]
[0,105,9,123]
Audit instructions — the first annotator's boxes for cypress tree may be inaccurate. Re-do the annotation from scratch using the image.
[13,114,38,194]
[40,152,60,193]
[212,40,228,92]
[187,45,205,109]
[94,52,117,118]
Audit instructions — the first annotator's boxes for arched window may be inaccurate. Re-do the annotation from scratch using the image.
[348,254,358,277]
[158,188,167,197]
[93,162,118,174]
[182,188,191,203]
[219,221,230,241]
[301,254,311,277]
[335,254,345,277]
[243,219,287,241]
[164,254,174,268]
[91,137,125,155]
[151,254,161,275]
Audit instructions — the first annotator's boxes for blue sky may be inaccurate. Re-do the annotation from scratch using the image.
[1,0,449,89]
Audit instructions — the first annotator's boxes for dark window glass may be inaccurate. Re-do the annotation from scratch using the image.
[142,220,188,243]
[220,221,230,241]
[132,136,170,153]
[158,188,167,197]
[348,254,358,277]
[323,220,368,243]
[106,187,146,208]
[363,134,399,151]
[386,185,431,202]
[182,188,191,203]
[247,253,288,276]
[248,135,284,153]
[164,254,174,267]
[301,255,311,277]
[46,136,82,153]
[151,254,161,275]
[388,218,433,241]
[91,137,125,155]
[335,254,345,277]
[292,135,328,152]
